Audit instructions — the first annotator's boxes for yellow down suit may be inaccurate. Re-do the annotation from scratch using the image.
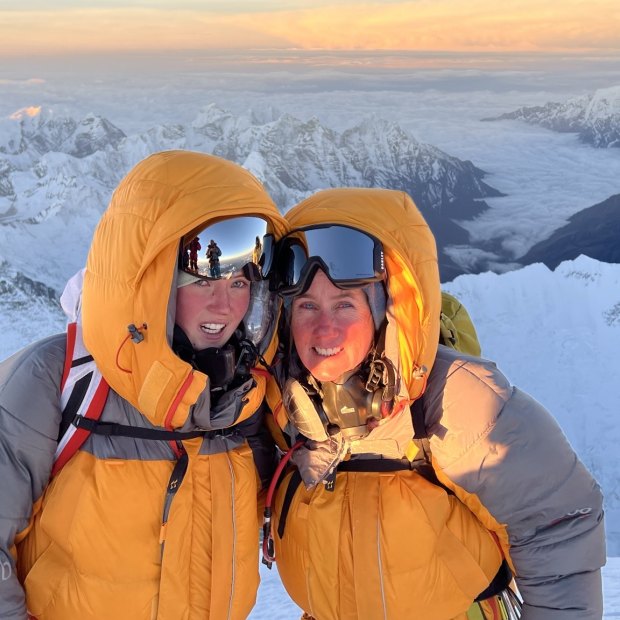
[268,188,605,620]
[0,151,288,620]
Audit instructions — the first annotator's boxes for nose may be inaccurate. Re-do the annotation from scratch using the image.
[312,309,339,338]
[203,282,231,312]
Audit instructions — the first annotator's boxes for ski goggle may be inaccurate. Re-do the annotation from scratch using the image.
[272,224,385,296]
[178,216,275,283]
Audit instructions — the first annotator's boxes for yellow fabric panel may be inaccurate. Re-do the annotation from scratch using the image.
[433,463,514,574]
[19,451,168,618]
[265,406,289,451]
[13,496,42,549]
[264,376,289,448]
[18,444,260,620]
[157,440,260,620]
[137,359,175,416]
[273,469,503,620]
[81,151,290,429]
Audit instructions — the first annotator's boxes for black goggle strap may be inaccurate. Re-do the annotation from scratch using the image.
[274,225,384,293]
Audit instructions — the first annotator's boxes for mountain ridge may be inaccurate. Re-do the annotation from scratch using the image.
[0,103,503,287]
[482,86,620,148]
[519,193,620,269]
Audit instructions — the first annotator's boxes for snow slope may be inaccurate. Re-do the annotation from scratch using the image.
[444,256,620,554]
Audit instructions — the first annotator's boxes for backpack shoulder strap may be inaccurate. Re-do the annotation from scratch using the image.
[439,291,482,357]
[409,396,432,464]
[52,322,109,477]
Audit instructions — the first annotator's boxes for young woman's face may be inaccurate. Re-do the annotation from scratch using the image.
[291,270,374,382]
[176,275,251,350]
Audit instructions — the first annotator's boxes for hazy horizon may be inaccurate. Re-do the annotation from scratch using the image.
[2,1,619,55]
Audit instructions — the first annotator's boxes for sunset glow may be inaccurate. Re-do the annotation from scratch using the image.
[9,106,41,119]
[0,1,619,56]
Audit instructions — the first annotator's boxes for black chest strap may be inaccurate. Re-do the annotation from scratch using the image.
[70,415,235,441]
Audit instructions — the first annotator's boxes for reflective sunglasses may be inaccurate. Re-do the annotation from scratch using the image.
[178,216,275,283]
[272,224,385,296]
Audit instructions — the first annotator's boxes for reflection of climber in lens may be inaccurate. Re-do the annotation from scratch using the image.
[188,236,201,271]
[206,239,222,277]
[253,235,263,272]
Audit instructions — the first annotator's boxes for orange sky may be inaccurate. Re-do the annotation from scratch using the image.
[0,1,619,56]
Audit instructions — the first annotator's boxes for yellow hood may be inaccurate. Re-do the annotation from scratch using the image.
[82,150,288,428]
[284,188,441,400]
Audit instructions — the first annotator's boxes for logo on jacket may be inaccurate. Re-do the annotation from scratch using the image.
[1,551,12,581]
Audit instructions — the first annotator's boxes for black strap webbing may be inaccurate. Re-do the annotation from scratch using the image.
[474,559,512,602]
[58,373,93,439]
[411,397,427,439]
[337,458,418,472]
[277,469,302,540]
[336,457,453,495]
[71,415,227,441]
[71,354,94,367]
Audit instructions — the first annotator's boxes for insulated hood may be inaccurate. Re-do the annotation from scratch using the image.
[284,188,441,401]
[82,150,288,428]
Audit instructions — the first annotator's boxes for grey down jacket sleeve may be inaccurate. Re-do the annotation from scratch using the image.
[0,336,64,620]
[424,346,606,620]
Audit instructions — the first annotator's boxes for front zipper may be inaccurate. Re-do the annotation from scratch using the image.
[225,451,236,620]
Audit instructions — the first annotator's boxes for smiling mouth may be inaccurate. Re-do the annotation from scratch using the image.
[200,323,226,335]
[313,346,343,357]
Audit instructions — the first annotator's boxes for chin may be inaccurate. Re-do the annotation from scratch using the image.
[193,335,227,351]
[309,364,347,383]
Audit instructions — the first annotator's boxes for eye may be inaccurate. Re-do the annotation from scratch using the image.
[195,279,210,287]
[336,301,354,309]
[231,279,248,289]
[295,300,317,311]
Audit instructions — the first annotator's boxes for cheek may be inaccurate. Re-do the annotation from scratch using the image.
[348,314,374,359]
[290,314,309,349]
[230,290,251,321]
[175,289,198,327]
[356,315,375,344]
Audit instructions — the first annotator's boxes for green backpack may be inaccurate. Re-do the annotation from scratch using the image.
[438,291,482,357]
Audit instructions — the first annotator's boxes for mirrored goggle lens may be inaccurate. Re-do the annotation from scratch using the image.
[277,225,384,291]
[179,216,274,282]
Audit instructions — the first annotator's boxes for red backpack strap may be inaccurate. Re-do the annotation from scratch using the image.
[52,323,109,477]
[51,380,109,476]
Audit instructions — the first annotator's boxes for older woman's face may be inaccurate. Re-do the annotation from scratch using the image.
[176,275,250,350]
[291,270,374,382]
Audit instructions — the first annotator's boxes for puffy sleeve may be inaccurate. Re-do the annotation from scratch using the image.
[425,349,606,619]
[0,336,64,620]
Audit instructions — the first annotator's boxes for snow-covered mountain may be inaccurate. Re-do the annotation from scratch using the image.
[0,104,501,295]
[0,259,64,357]
[483,86,620,147]
[1,106,126,159]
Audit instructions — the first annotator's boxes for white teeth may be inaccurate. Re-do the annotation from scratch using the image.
[201,323,225,334]
[314,346,343,357]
